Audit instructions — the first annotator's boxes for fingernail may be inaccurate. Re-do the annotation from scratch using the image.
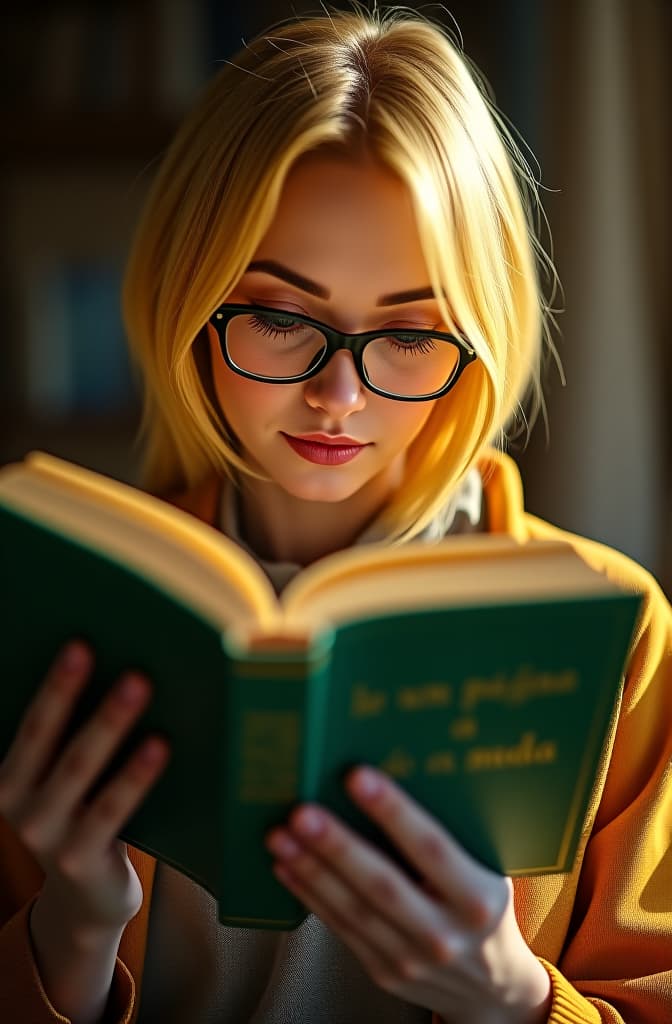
[117,674,148,704]
[352,767,381,800]
[138,738,167,765]
[62,642,90,672]
[293,807,324,837]
[267,830,301,859]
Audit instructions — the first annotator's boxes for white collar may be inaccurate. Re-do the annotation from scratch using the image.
[219,468,483,595]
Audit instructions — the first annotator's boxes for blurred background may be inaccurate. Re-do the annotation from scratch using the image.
[1,0,670,597]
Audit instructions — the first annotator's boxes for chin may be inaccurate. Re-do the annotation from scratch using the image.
[278,472,368,504]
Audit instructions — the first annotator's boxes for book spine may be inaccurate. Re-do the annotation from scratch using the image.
[154,0,209,113]
[25,260,74,416]
[218,631,334,930]
[66,262,134,413]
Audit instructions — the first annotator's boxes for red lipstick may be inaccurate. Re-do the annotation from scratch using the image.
[282,432,368,465]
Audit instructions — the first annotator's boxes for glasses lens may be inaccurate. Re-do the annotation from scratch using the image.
[363,335,460,398]
[224,311,462,397]
[226,312,327,378]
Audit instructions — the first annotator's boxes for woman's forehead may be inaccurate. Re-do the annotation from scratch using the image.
[250,156,436,302]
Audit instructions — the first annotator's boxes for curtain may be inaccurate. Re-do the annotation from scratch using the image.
[517,0,671,597]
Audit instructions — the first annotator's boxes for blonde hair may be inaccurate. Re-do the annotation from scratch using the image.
[122,4,559,541]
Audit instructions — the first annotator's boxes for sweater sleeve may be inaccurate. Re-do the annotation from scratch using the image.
[434,530,672,1024]
[0,897,135,1024]
[525,523,672,1023]
[0,834,154,1024]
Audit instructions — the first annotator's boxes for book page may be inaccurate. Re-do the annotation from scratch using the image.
[0,454,282,633]
[0,454,621,642]
[279,535,619,628]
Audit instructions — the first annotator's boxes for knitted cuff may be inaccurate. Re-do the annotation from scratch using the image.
[0,897,136,1024]
[538,958,604,1024]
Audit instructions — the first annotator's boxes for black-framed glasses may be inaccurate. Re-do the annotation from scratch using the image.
[209,304,477,402]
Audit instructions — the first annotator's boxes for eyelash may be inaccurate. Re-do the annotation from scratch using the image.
[247,313,439,355]
[248,314,303,336]
[388,337,438,355]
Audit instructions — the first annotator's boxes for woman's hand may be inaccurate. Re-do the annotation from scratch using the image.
[266,766,552,1024]
[0,640,171,934]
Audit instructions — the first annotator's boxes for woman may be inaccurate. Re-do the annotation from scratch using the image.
[1,8,670,1023]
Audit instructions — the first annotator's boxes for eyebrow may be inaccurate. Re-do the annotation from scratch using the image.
[245,260,437,307]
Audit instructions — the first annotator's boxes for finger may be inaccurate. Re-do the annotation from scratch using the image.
[29,673,153,838]
[274,808,459,953]
[268,830,457,973]
[344,766,504,926]
[66,736,171,862]
[269,831,409,955]
[0,641,94,813]
[272,859,412,998]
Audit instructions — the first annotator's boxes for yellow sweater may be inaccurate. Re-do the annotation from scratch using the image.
[1,449,670,1023]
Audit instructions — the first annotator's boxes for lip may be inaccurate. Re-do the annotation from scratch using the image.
[294,432,364,445]
[281,432,369,466]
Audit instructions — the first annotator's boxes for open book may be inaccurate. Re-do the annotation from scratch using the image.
[0,452,641,929]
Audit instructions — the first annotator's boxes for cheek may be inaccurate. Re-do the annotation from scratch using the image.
[212,360,291,431]
[381,401,435,448]
[207,323,268,421]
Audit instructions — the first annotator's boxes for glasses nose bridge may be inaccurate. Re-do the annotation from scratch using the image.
[303,331,367,414]
[320,339,363,381]
[319,324,368,380]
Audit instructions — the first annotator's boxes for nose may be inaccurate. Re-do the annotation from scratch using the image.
[303,349,367,417]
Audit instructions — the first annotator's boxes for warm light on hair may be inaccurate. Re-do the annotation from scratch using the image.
[122,4,560,541]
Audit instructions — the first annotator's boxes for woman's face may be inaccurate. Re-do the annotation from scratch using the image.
[206,152,446,506]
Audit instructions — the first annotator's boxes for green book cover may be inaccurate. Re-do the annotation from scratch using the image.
[0,454,642,930]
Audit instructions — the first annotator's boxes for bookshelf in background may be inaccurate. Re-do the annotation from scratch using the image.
[0,159,153,485]
[0,0,244,484]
